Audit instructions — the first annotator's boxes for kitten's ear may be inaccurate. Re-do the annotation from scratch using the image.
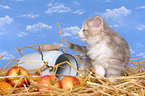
[90,17,93,19]
[93,16,103,28]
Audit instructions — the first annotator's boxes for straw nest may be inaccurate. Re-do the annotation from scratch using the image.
[0,44,144,96]
[0,23,145,96]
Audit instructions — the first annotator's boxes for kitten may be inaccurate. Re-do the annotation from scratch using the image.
[65,16,130,79]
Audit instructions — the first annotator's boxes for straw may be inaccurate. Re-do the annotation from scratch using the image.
[1,54,145,95]
[16,44,38,57]
[57,22,65,53]
[0,55,4,59]
[3,59,20,70]
[0,37,145,96]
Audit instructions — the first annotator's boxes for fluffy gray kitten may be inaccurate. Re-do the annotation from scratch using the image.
[65,16,130,79]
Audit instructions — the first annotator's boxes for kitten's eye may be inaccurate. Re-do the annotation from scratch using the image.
[82,29,90,36]
[83,29,88,32]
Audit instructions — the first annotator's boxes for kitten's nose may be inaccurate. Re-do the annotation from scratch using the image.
[78,31,80,35]
[78,33,80,37]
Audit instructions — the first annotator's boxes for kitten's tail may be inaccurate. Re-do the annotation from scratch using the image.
[65,39,86,54]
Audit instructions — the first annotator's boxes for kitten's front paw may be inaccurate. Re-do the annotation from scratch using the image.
[65,39,72,48]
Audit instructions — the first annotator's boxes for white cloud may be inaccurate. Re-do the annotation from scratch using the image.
[54,42,63,47]
[135,6,145,9]
[47,3,52,6]
[17,32,28,37]
[0,5,11,9]
[0,32,3,35]
[73,36,79,39]
[114,24,119,27]
[45,3,72,14]
[97,6,131,20]
[62,26,80,36]
[19,13,39,18]
[136,43,144,47]
[72,1,80,5]
[26,22,52,32]
[104,0,113,2]
[15,0,25,2]
[0,51,15,60]
[136,24,145,30]
[63,32,72,36]
[136,52,145,58]
[0,15,14,26]
[130,48,135,54]
[73,10,85,15]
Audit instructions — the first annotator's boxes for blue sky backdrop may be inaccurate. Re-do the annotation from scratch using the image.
[0,0,145,68]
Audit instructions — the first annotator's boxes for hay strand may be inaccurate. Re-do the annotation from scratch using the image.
[0,43,145,95]
[57,22,65,53]
[0,55,4,59]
